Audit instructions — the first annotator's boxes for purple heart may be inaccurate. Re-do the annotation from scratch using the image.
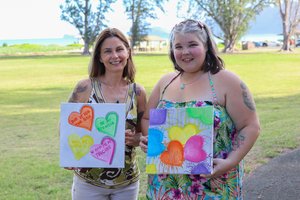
[149,109,167,125]
[90,137,115,164]
[191,162,210,174]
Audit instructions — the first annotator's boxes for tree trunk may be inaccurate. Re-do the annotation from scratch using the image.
[222,38,236,53]
[82,42,90,55]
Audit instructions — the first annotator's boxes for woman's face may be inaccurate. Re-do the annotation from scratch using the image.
[173,32,206,73]
[99,36,129,73]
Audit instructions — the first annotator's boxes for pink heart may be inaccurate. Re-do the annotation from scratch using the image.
[90,137,115,164]
[184,135,207,162]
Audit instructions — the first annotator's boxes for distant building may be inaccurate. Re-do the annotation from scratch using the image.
[134,35,168,52]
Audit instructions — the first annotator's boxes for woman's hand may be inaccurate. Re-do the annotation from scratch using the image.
[139,135,148,153]
[64,167,79,170]
[200,158,235,179]
[125,129,141,147]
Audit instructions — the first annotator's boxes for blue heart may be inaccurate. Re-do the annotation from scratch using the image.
[147,128,165,157]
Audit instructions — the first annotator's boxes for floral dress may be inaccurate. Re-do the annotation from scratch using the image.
[146,74,244,200]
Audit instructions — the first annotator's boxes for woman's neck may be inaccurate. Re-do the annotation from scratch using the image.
[99,74,127,88]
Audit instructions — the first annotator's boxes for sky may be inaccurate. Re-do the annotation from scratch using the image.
[0,0,182,40]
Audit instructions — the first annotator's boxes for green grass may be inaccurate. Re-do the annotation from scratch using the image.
[0,52,300,199]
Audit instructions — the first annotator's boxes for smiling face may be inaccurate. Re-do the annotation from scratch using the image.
[173,32,207,73]
[99,36,129,73]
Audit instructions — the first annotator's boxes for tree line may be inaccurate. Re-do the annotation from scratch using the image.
[60,0,300,55]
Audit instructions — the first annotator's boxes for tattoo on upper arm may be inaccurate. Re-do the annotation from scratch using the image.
[137,111,144,125]
[68,84,88,103]
[240,82,256,111]
[135,86,141,96]
[233,131,246,151]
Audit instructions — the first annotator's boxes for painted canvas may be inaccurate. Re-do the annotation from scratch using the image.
[146,106,214,174]
[60,103,125,168]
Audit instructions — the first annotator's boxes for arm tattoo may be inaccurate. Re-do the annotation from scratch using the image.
[135,86,141,96]
[68,84,88,103]
[232,131,246,151]
[137,111,144,125]
[240,82,256,111]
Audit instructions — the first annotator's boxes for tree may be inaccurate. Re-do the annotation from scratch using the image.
[278,0,300,51]
[181,0,272,53]
[123,0,167,48]
[60,0,116,55]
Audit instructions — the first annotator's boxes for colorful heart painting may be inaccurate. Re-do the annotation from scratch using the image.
[146,106,214,174]
[95,112,118,137]
[148,128,165,157]
[68,105,94,131]
[90,137,116,164]
[68,134,94,160]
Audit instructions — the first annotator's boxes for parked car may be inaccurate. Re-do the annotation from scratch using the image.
[262,41,282,47]
[296,40,300,47]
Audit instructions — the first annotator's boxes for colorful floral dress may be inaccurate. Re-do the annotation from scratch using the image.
[146,74,243,199]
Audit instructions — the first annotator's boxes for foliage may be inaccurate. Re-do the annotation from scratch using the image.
[123,0,166,48]
[278,0,300,51]
[180,0,273,53]
[0,44,82,55]
[60,0,116,55]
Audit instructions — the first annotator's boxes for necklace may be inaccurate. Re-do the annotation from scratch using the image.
[99,81,129,103]
[179,73,203,90]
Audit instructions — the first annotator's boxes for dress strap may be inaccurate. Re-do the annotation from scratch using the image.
[160,72,182,100]
[208,72,218,105]
[91,78,104,103]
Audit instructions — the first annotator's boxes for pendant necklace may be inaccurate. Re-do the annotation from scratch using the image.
[180,73,202,90]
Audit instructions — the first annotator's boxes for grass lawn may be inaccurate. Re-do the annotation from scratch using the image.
[0,51,299,199]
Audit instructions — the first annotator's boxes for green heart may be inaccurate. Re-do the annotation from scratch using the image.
[95,112,119,137]
[186,106,214,125]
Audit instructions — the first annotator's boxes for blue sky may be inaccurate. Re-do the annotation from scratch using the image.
[0,0,182,40]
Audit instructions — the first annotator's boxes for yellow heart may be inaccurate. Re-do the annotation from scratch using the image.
[168,124,200,145]
[68,134,94,160]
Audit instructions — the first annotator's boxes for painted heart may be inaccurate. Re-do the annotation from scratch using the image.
[95,112,118,137]
[147,128,165,157]
[149,109,167,125]
[184,135,207,162]
[68,134,94,160]
[168,124,200,145]
[90,137,115,164]
[160,140,184,167]
[186,106,214,125]
[68,105,94,131]
[191,162,210,174]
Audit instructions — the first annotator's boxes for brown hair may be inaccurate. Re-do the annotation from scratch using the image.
[88,28,135,82]
[169,19,224,74]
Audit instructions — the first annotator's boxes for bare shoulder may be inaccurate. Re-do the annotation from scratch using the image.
[158,72,180,87]
[213,69,241,85]
[68,78,92,103]
[134,82,146,96]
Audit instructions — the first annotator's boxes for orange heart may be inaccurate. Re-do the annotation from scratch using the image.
[68,105,94,131]
[160,140,184,167]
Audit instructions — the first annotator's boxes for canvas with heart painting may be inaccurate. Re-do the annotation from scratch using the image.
[60,103,125,168]
[146,106,214,174]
